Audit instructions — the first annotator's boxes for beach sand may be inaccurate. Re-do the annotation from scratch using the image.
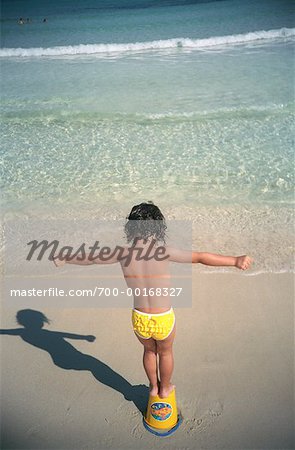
[1,272,294,450]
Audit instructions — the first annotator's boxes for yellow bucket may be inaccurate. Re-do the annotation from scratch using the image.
[143,388,182,436]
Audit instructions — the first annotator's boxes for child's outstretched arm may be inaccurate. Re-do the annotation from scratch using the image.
[53,251,120,267]
[192,253,252,270]
[168,247,252,270]
[53,256,91,267]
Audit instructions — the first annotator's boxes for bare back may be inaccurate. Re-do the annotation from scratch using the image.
[119,240,171,313]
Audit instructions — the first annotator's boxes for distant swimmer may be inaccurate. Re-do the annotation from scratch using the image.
[43,18,47,23]
[18,18,24,25]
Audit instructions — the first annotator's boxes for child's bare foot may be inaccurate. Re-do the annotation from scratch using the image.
[149,383,158,396]
[159,383,175,399]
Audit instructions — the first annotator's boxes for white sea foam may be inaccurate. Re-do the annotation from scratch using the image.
[0,27,294,58]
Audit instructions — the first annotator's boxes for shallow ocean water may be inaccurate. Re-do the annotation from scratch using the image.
[1,0,294,272]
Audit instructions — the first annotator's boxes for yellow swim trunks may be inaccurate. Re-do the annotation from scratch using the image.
[132,308,175,341]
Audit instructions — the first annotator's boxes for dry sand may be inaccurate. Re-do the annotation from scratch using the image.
[1,272,294,450]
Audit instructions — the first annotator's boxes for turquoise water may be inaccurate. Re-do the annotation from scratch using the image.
[1,0,294,47]
[1,0,294,272]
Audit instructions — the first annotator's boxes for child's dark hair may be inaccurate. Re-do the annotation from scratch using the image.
[125,201,167,244]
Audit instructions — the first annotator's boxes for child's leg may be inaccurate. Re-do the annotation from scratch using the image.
[135,334,159,396]
[156,325,176,399]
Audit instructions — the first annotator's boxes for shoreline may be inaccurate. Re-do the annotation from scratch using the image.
[2,203,294,275]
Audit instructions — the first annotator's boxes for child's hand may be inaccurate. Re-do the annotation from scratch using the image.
[235,255,252,270]
[85,335,96,342]
[53,256,66,267]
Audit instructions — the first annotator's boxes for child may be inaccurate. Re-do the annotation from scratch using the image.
[54,202,252,399]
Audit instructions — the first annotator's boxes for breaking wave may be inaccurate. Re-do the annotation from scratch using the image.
[0,27,294,58]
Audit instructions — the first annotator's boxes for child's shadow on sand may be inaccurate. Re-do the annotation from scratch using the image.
[0,309,149,414]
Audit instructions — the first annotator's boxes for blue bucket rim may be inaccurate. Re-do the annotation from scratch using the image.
[143,414,182,437]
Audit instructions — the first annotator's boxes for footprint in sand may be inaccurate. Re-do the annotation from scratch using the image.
[131,423,144,439]
[184,400,223,435]
[26,425,41,437]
